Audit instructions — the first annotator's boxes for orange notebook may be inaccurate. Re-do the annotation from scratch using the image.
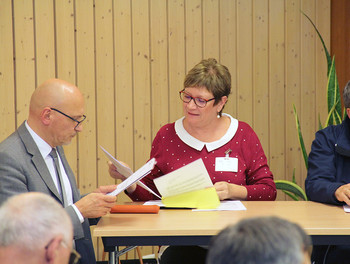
[111,204,160,214]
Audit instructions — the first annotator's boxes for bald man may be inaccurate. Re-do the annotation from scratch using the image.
[0,79,117,264]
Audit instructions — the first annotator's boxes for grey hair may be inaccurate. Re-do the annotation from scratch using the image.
[206,216,311,264]
[343,80,350,108]
[0,192,72,251]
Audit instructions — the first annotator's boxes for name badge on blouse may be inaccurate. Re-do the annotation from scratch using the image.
[215,157,238,172]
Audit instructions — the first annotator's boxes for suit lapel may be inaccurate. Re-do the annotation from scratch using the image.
[17,123,63,204]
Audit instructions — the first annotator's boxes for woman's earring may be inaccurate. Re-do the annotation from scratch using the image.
[217,113,221,118]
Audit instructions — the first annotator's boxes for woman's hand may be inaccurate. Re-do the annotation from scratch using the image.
[214,181,248,201]
[107,161,137,194]
[108,161,129,180]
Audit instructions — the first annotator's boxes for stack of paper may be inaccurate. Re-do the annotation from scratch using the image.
[154,158,220,209]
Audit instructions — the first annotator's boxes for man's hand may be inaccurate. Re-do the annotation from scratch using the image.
[335,183,350,205]
[214,181,247,201]
[75,191,117,219]
[93,184,118,194]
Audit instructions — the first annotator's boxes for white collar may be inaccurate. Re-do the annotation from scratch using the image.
[174,113,238,152]
[25,121,53,159]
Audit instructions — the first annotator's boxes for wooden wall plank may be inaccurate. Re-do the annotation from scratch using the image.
[185,0,202,72]
[132,0,151,168]
[13,0,36,126]
[55,0,77,176]
[75,0,96,192]
[300,0,316,184]
[219,0,237,117]
[203,0,220,59]
[75,0,99,258]
[150,0,169,138]
[269,1,285,183]
[34,0,55,84]
[95,0,115,186]
[0,0,15,141]
[236,0,253,125]
[252,0,269,155]
[315,0,331,124]
[285,0,302,189]
[114,0,134,174]
[168,0,185,122]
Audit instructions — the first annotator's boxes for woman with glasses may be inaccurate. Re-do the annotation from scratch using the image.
[109,58,276,264]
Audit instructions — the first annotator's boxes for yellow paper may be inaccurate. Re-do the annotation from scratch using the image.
[162,187,220,209]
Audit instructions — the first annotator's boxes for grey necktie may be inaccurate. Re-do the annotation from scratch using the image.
[49,148,68,207]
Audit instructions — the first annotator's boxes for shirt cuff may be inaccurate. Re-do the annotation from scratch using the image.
[72,204,84,223]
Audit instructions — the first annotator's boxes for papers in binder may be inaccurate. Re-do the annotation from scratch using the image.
[153,158,220,209]
[100,146,160,198]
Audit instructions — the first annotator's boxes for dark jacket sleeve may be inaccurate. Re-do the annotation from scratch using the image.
[305,127,345,205]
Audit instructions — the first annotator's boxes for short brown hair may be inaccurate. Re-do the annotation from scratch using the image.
[183,58,231,115]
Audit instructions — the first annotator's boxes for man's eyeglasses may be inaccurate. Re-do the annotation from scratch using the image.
[50,108,86,129]
[179,91,215,108]
[45,239,81,264]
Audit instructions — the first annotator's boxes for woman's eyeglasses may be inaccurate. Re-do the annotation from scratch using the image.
[179,91,215,108]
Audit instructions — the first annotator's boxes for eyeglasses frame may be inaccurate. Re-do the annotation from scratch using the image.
[50,108,86,130]
[179,90,216,108]
[45,239,81,264]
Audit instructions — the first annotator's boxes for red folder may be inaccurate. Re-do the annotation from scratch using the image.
[111,204,160,214]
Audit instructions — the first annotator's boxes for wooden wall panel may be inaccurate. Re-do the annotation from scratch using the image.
[13,0,36,126]
[168,0,185,122]
[316,0,331,124]
[203,0,220,59]
[95,0,115,187]
[285,0,302,187]
[0,0,15,140]
[252,0,269,154]
[150,0,169,137]
[114,0,134,171]
[185,0,203,72]
[132,0,151,168]
[300,0,316,184]
[34,0,55,84]
[55,0,78,175]
[236,0,253,125]
[219,0,237,117]
[269,1,285,189]
[0,0,332,260]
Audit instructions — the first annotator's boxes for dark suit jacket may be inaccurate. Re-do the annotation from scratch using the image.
[0,122,96,264]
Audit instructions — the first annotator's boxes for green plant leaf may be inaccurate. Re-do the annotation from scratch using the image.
[302,10,332,76]
[324,98,340,127]
[318,113,323,130]
[282,190,299,201]
[326,57,341,124]
[275,179,308,201]
[293,104,308,169]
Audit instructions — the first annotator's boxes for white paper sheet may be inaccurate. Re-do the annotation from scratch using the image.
[107,157,157,196]
[100,145,133,177]
[100,146,161,198]
[192,200,247,211]
[153,158,213,198]
[343,205,350,213]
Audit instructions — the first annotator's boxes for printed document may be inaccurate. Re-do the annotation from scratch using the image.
[153,158,220,209]
[100,146,160,198]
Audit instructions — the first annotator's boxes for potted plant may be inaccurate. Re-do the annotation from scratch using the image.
[275,12,342,201]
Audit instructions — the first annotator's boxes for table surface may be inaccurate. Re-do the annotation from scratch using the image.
[93,201,350,238]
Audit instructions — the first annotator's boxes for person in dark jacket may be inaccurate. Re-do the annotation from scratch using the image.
[305,80,350,264]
